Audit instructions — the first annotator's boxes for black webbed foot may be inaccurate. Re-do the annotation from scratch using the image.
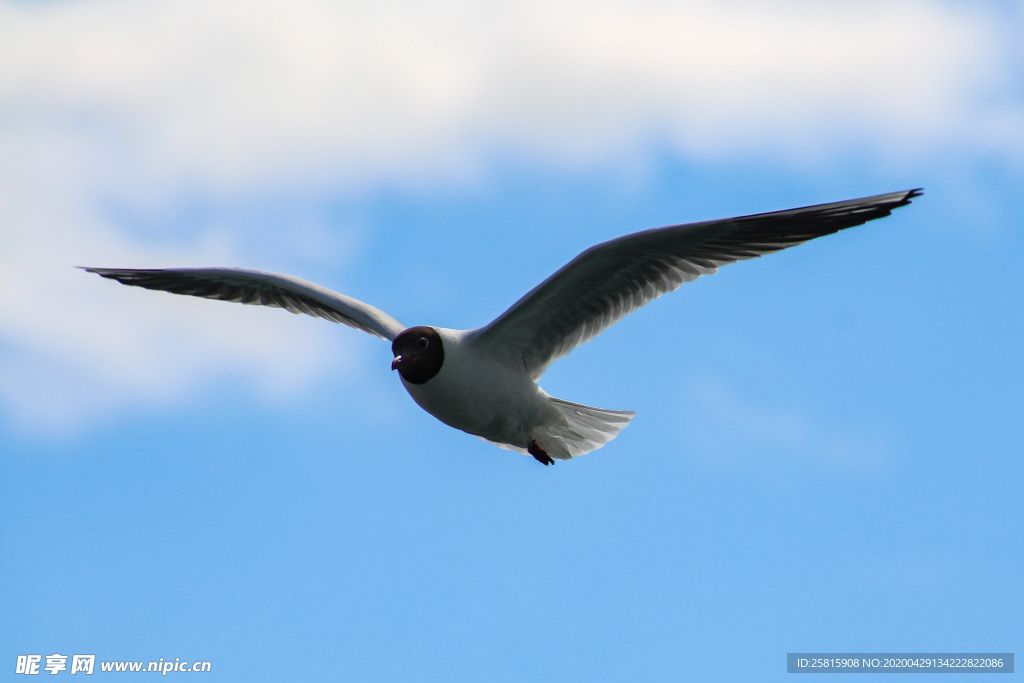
[528,439,554,466]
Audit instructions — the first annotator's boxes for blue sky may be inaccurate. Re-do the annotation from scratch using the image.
[1,0,1021,680]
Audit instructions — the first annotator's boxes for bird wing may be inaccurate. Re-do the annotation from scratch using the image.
[83,266,406,341]
[466,189,921,380]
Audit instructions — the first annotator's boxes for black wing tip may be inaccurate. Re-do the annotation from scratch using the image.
[80,266,213,279]
[872,187,922,214]
[843,187,922,210]
[79,266,124,278]
[79,266,154,283]
[80,266,139,274]
[901,188,924,204]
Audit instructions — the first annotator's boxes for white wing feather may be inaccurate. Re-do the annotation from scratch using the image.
[83,267,406,341]
[467,189,921,380]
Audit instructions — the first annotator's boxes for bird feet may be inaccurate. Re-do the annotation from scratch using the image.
[528,439,554,466]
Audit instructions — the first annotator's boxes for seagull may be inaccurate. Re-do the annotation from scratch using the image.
[84,188,921,465]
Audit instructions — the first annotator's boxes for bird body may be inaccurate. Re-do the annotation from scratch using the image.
[392,326,634,464]
[85,189,921,465]
[397,326,556,447]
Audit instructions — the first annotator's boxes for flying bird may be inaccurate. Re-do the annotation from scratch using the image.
[85,189,921,465]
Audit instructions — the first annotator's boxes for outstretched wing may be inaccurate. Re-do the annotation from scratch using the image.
[467,189,921,380]
[83,267,406,341]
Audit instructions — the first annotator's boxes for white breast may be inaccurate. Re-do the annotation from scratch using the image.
[399,327,555,448]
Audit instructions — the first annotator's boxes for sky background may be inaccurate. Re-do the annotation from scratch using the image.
[1,0,1022,680]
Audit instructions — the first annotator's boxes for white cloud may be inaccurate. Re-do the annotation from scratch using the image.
[0,0,1020,434]
[0,149,350,433]
[2,0,1020,192]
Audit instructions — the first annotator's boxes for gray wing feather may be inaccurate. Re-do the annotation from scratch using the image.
[467,189,921,379]
[82,266,405,341]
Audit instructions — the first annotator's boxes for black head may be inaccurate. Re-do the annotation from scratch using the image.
[391,326,444,384]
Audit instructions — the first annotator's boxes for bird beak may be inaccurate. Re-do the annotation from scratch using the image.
[391,355,403,371]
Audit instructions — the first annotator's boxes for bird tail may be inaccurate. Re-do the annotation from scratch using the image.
[533,398,636,460]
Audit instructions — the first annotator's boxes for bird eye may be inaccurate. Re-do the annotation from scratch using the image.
[417,337,429,349]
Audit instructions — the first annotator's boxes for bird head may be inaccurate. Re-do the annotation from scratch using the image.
[391,326,444,384]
